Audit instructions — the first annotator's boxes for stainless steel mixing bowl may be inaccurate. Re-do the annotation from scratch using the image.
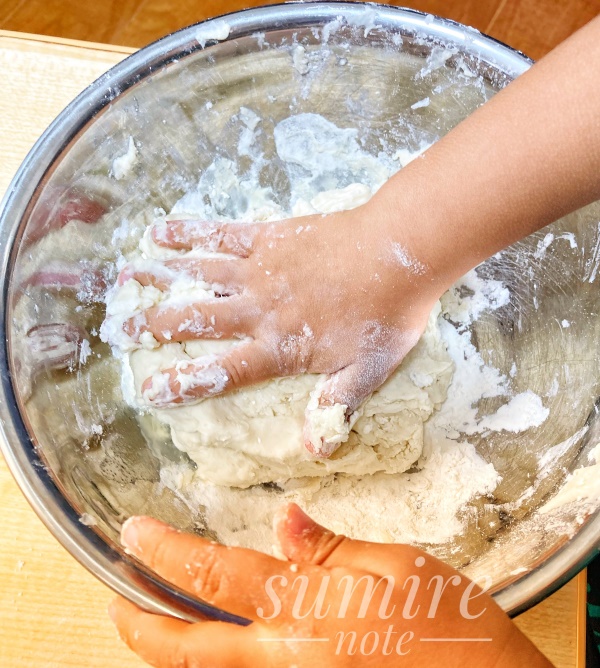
[1,3,599,623]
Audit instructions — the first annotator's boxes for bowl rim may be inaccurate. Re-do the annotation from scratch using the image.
[1,1,596,622]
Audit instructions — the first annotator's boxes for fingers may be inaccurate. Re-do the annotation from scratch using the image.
[109,596,257,668]
[141,341,275,406]
[303,334,420,457]
[25,262,106,299]
[26,323,87,370]
[302,358,390,458]
[118,258,243,294]
[26,189,106,246]
[317,355,397,413]
[120,516,314,621]
[152,219,259,257]
[124,296,256,344]
[274,503,346,565]
[118,259,179,290]
[274,503,423,578]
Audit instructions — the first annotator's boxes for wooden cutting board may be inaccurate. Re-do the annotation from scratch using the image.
[0,30,587,668]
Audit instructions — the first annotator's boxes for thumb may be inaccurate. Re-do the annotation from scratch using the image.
[274,503,345,564]
[303,355,396,458]
[274,503,425,578]
[304,328,424,458]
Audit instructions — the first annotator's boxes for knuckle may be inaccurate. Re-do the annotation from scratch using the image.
[124,311,147,338]
[145,531,175,573]
[224,225,256,256]
[222,355,247,389]
[177,305,211,337]
[313,534,350,565]
[274,333,314,374]
[190,546,227,602]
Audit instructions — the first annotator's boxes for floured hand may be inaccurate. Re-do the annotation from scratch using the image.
[108,505,552,668]
[120,200,446,456]
[118,11,600,457]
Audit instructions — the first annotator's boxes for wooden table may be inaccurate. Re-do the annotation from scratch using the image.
[0,30,588,667]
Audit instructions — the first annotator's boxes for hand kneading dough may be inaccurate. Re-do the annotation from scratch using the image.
[103,159,454,488]
[127,302,453,488]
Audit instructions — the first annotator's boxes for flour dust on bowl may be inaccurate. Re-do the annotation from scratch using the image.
[0,3,599,623]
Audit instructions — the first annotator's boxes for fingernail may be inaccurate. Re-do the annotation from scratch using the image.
[123,312,149,340]
[151,218,169,244]
[305,437,338,459]
[276,503,315,538]
[117,268,133,286]
[142,371,175,405]
[107,599,118,623]
[121,516,142,556]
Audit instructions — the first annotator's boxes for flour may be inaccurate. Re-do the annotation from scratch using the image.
[111,136,138,181]
[476,390,549,434]
[159,434,499,550]
[391,242,427,275]
[441,268,510,329]
[237,107,262,157]
[195,20,231,48]
[291,45,310,75]
[411,97,430,110]
[534,232,555,259]
[416,46,457,79]
[273,113,390,203]
[101,111,552,549]
[540,441,600,514]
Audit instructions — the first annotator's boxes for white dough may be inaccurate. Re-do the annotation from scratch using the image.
[103,183,453,488]
[126,303,452,487]
[101,113,454,488]
[111,136,138,181]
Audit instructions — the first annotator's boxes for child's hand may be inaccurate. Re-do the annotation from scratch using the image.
[119,13,600,458]
[109,504,552,668]
[121,204,445,456]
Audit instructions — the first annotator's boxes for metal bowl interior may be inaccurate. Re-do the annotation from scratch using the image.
[1,2,599,622]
